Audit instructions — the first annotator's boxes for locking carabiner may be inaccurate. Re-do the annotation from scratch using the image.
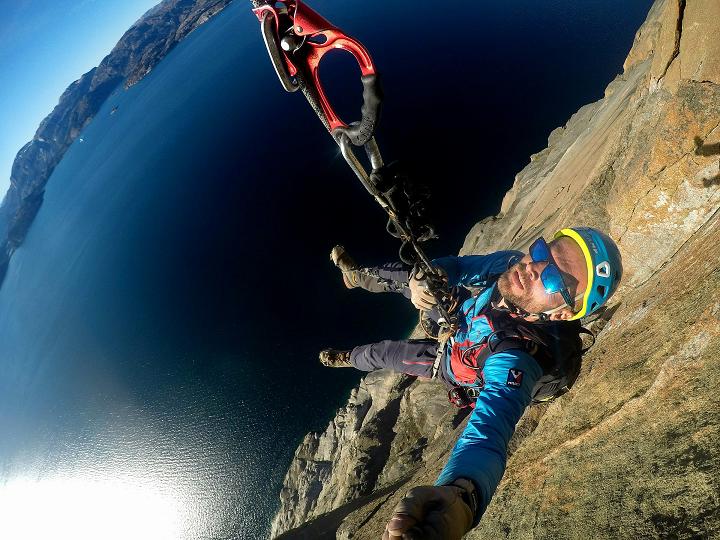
[252,0,382,146]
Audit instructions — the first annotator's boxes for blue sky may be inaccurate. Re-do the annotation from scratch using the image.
[0,0,159,196]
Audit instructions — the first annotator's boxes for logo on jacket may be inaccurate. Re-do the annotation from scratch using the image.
[506,369,524,388]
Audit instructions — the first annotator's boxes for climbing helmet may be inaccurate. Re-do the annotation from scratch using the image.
[553,227,623,320]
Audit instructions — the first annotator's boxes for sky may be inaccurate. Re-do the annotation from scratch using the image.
[0,0,160,196]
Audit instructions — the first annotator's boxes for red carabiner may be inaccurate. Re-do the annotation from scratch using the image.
[290,1,376,131]
[253,0,382,145]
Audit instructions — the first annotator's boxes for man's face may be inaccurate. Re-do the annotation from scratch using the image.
[497,237,588,318]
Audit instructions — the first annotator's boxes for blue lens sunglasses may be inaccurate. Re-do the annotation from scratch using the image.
[528,237,576,309]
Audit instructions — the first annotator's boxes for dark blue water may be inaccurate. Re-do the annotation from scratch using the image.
[0,1,652,538]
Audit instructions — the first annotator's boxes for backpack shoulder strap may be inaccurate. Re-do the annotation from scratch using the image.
[468,328,541,377]
[486,330,537,355]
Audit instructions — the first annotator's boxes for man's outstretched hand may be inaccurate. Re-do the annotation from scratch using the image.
[382,484,475,540]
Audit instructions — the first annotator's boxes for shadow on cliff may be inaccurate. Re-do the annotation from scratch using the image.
[359,376,416,496]
[586,302,621,335]
[694,135,720,187]
[275,477,410,539]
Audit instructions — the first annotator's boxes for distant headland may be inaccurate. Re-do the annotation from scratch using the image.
[0,0,232,286]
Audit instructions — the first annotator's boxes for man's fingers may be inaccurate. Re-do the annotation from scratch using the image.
[383,513,417,539]
[387,515,414,532]
[420,289,437,304]
[408,275,439,312]
[383,485,474,540]
[412,289,437,311]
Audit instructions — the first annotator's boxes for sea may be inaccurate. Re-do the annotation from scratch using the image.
[0,1,652,538]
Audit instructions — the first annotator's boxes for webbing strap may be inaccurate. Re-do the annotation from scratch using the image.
[432,335,450,379]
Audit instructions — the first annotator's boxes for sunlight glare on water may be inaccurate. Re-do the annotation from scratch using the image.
[0,474,186,540]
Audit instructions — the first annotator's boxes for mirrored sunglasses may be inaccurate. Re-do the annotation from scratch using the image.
[528,237,575,308]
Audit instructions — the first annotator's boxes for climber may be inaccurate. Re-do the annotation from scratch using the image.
[320,227,622,539]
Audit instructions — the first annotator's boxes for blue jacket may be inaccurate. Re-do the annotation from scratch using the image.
[433,252,544,518]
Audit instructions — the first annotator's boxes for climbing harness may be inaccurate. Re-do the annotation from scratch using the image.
[447,313,596,408]
[251,0,458,336]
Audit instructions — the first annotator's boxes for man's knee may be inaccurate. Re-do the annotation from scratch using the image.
[350,340,401,370]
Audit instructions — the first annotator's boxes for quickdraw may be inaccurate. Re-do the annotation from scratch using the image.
[251,0,458,336]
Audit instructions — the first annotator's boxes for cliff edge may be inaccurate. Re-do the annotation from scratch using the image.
[272,0,720,538]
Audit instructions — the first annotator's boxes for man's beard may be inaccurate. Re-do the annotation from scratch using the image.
[497,270,525,308]
[497,265,547,314]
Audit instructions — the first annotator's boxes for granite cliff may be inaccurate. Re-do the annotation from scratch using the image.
[272,0,720,538]
[0,0,232,284]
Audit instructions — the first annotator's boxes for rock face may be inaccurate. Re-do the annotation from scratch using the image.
[0,0,232,285]
[272,0,720,538]
[270,367,468,537]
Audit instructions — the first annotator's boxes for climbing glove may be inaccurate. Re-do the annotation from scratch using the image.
[382,480,478,540]
[409,273,440,311]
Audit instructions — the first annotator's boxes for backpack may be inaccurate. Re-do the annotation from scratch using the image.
[448,312,594,408]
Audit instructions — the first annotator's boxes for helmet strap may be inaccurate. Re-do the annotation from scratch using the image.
[491,288,550,322]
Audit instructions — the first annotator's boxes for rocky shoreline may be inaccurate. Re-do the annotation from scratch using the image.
[271,0,720,537]
[0,0,232,286]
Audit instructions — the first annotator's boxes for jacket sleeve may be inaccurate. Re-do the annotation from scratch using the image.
[433,251,523,288]
[435,349,542,518]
